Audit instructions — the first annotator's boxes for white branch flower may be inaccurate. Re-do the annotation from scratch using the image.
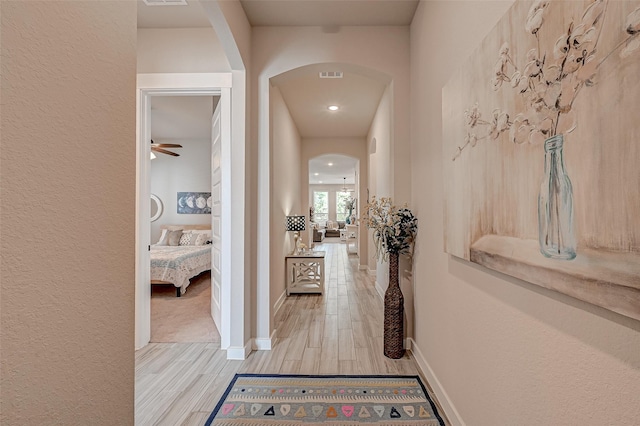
[625,6,640,34]
[453,0,639,161]
[526,0,550,34]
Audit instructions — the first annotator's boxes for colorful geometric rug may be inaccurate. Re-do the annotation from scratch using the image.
[205,374,445,425]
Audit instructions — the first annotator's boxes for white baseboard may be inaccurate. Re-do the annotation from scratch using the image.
[226,341,252,360]
[404,338,412,351]
[253,329,276,351]
[408,337,464,426]
[359,265,368,270]
[273,289,287,316]
[368,268,376,276]
[374,281,384,300]
[251,291,285,352]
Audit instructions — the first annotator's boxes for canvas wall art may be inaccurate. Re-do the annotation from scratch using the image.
[443,0,640,320]
[177,192,212,214]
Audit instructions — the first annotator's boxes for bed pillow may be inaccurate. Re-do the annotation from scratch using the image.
[155,229,168,245]
[194,233,210,246]
[179,232,193,246]
[189,230,212,241]
[157,229,182,246]
[156,229,170,245]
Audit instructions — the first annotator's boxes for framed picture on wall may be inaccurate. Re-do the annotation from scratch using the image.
[177,192,212,214]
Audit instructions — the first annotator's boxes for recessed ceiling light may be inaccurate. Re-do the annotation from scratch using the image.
[328,105,339,111]
[319,181,323,184]
[328,163,333,166]
[314,173,319,176]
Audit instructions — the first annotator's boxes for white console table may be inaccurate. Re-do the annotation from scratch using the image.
[285,251,326,295]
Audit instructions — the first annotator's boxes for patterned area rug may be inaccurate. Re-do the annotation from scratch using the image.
[205,374,445,425]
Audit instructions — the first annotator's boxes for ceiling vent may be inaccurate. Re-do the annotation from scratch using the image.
[319,71,343,79]
[142,0,188,6]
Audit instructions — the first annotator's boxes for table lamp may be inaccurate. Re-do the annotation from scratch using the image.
[285,215,306,255]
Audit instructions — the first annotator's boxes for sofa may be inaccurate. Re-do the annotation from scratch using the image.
[312,228,325,242]
[325,221,346,238]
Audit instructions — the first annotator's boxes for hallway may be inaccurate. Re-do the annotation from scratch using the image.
[135,241,440,425]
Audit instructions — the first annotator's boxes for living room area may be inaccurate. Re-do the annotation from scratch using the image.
[308,154,359,255]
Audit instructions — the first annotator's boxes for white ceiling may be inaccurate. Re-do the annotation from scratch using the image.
[150,96,215,141]
[137,0,210,28]
[137,0,419,28]
[139,0,416,177]
[271,64,386,138]
[240,0,419,27]
[309,155,358,185]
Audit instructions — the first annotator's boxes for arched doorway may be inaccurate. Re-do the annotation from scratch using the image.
[256,62,394,347]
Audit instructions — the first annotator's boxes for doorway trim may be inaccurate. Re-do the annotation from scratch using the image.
[135,73,233,351]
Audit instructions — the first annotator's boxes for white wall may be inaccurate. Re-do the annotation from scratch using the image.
[211,0,251,69]
[366,84,415,340]
[410,2,640,425]
[367,85,392,201]
[366,84,393,290]
[269,85,302,321]
[1,1,136,423]
[150,139,212,243]
[199,1,253,355]
[137,5,253,356]
[137,28,231,73]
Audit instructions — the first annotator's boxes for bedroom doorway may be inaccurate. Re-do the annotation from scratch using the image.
[148,95,219,344]
[136,73,233,352]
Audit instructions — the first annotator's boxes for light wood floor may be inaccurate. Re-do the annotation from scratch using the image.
[135,241,447,425]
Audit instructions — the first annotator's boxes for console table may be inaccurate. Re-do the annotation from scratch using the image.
[285,251,326,295]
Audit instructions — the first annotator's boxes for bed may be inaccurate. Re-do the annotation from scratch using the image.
[150,225,212,296]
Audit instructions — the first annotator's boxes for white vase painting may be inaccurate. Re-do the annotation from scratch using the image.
[443,0,640,321]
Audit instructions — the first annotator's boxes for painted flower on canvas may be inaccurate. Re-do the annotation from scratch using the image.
[453,0,640,160]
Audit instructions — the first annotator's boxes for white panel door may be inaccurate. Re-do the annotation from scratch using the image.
[211,98,222,331]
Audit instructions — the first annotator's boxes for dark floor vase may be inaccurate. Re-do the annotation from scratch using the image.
[384,252,405,359]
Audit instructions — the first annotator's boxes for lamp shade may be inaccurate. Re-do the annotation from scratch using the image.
[285,215,306,232]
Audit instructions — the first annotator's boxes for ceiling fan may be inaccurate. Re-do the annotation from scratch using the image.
[151,140,182,157]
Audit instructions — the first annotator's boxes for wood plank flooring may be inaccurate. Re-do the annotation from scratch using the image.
[135,241,447,425]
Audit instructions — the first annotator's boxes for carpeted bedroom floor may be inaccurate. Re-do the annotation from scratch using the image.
[151,271,220,343]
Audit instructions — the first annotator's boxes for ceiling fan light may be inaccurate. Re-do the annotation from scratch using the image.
[150,152,157,160]
[341,177,354,192]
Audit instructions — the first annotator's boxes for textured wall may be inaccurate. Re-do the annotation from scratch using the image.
[410,1,640,425]
[1,1,136,424]
[137,28,231,73]
[366,85,392,284]
[270,86,302,312]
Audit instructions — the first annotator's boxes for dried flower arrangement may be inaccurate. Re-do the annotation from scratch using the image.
[362,197,418,261]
